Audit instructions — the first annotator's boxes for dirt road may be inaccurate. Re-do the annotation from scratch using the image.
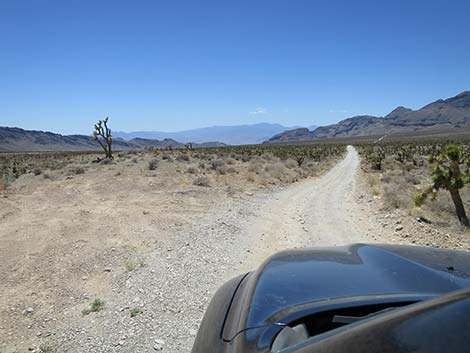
[239,145,374,271]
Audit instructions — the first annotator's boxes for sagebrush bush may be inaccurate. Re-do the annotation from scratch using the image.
[264,162,286,180]
[211,160,225,170]
[284,159,297,169]
[176,154,190,162]
[82,298,105,316]
[247,174,256,182]
[162,154,173,162]
[186,166,197,174]
[148,159,159,170]
[248,162,264,174]
[216,166,227,175]
[100,158,112,165]
[68,167,85,175]
[193,176,211,187]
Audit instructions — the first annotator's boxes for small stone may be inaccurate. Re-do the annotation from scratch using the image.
[153,339,164,351]
[104,267,112,272]
[395,225,403,232]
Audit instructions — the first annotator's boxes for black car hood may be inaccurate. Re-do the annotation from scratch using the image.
[223,244,470,343]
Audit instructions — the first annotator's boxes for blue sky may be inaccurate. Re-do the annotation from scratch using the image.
[1,0,469,134]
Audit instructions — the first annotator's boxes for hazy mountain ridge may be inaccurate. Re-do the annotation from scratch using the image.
[266,91,470,142]
[114,123,304,145]
[0,127,224,152]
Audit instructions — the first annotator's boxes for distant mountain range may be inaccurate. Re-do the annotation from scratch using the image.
[0,127,225,152]
[114,123,310,145]
[266,91,470,143]
[4,91,468,151]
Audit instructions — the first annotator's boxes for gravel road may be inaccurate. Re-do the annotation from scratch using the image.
[33,146,376,353]
[239,145,373,271]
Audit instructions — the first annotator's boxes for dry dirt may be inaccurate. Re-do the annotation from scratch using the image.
[0,146,412,353]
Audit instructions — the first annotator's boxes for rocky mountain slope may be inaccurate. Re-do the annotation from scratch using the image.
[0,127,224,152]
[266,91,470,142]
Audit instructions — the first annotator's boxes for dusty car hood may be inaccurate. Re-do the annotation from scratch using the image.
[223,243,470,343]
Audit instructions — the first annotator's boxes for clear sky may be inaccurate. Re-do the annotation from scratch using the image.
[1,0,469,134]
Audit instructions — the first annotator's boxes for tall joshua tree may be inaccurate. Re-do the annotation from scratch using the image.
[93,117,113,159]
[417,144,469,227]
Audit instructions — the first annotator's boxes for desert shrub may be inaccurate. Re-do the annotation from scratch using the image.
[226,166,237,174]
[148,159,159,170]
[247,174,256,182]
[248,161,264,174]
[211,159,225,170]
[414,192,427,207]
[186,166,197,174]
[198,162,206,170]
[405,173,420,185]
[216,166,227,175]
[100,158,112,165]
[193,176,211,187]
[404,163,415,172]
[33,168,42,176]
[68,167,85,175]
[131,158,138,163]
[239,155,251,163]
[130,307,143,318]
[284,158,297,169]
[124,258,146,272]
[264,162,287,180]
[162,154,173,162]
[226,158,236,165]
[304,161,317,169]
[43,173,52,180]
[82,298,105,316]
[176,154,190,162]
[262,154,275,161]
[381,175,391,183]
[382,186,402,209]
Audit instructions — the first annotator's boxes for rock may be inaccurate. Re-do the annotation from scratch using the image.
[395,225,404,232]
[104,267,112,272]
[153,338,165,351]
[23,307,34,315]
[416,216,432,224]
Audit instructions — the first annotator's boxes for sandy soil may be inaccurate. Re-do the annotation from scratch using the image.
[1,147,397,353]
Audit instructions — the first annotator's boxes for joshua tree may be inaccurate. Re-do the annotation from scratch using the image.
[416,144,469,227]
[93,117,113,159]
